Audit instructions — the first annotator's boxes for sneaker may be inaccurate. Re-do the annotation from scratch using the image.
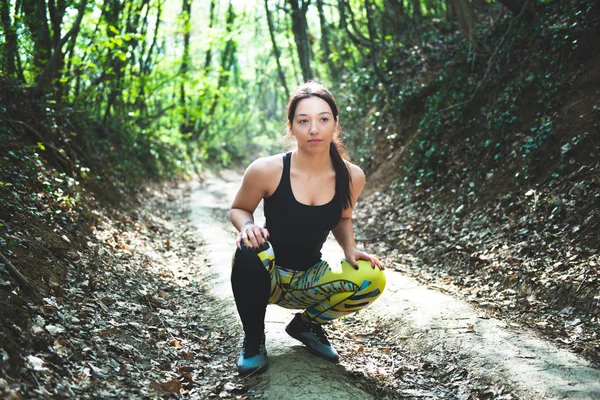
[285,313,339,362]
[237,334,268,375]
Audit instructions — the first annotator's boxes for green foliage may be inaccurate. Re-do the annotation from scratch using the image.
[3,0,596,183]
[1,0,291,177]
[338,0,596,201]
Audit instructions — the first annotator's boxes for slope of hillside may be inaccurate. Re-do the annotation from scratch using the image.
[350,0,600,365]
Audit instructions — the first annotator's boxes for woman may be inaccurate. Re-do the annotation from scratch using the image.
[230,81,386,375]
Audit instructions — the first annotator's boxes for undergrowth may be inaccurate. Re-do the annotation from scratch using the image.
[346,0,600,364]
[342,0,598,201]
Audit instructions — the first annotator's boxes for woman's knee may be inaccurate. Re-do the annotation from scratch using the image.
[232,241,275,269]
[342,259,386,293]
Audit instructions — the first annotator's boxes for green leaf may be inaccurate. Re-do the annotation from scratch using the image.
[37,142,46,151]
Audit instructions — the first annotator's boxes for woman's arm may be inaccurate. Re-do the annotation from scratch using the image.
[331,163,383,270]
[230,158,275,249]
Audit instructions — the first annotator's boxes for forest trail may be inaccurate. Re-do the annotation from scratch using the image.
[188,169,600,399]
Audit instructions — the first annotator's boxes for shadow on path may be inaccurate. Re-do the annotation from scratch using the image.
[188,170,600,399]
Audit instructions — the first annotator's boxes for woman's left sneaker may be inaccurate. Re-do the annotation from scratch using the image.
[237,334,268,375]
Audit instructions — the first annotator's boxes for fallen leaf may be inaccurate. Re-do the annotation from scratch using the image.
[27,355,48,372]
[45,324,66,335]
[99,327,120,337]
[150,378,182,393]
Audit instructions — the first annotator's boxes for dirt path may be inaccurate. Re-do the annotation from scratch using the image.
[188,170,600,399]
[188,170,374,399]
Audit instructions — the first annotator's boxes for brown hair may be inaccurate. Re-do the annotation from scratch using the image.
[286,81,353,209]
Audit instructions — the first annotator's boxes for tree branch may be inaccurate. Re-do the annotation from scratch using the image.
[34,0,87,94]
[0,252,40,298]
[9,119,73,173]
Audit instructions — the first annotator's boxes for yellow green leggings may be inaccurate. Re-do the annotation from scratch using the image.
[231,241,386,335]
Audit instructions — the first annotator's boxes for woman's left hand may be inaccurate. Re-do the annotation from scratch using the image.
[344,248,384,271]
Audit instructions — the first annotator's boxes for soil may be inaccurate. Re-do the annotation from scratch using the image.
[187,170,600,400]
[2,164,600,398]
[356,4,600,371]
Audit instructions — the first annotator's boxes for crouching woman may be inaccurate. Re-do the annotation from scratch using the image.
[229,81,386,375]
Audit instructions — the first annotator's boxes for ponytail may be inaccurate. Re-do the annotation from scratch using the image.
[330,141,353,210]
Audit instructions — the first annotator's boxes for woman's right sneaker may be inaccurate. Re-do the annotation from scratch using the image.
[285,313,339,362]
[237,334,268,375]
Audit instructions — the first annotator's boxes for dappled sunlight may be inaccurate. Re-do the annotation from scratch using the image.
[2,0,599,398]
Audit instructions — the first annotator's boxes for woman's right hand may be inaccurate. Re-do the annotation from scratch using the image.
[236,221,269,250]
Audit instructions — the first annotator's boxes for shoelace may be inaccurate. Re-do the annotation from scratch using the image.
[243,336,264,358]
[307,322,330,345]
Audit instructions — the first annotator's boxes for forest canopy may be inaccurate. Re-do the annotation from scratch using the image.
[1,0,539,171]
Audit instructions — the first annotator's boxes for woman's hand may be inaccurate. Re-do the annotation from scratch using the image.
[236,221,269,250]
[344,248,384,271]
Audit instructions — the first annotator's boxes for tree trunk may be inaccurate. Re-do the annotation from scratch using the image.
[141,0,162,76]
[72,0,106,98]
[47,0,66,46]
[194,2,237,142]
[337,0,369,67]
[21,0,52,76]
[316,0,338,81]
[102,0,125,126]
[287,0,312,81]
[179,0,192,134]
[412,0,422,22]
[383,0,405,41]
[364,0,388,84]
[452,0,478,51]
[35,0,87,97]
[212,3,237,112]
[285,12,302,81]
[0,0,21,80]
[47,0,68,99]
[425,0,439,17]
[136,0,162,113]
[265,0,290,98]
[129,1,150,112]
[446,0,454,22]
[498,0,525,15]
[343,0,371,46]
[204,0,216,72]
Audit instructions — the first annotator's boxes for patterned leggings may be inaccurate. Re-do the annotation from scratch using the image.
[231,242,386,336]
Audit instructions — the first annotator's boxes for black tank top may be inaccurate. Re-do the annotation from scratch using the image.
[264,152,342,270]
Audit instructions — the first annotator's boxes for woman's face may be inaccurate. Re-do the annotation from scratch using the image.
[290,96,337,153]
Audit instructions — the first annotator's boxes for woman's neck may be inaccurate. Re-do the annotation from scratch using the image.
[292,148,333,176]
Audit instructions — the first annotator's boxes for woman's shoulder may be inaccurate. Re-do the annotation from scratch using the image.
[249,153,285,170]
[244,153,285,181]
[344,160,365,181]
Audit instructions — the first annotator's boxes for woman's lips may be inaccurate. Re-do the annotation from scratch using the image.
[308,139,322,143]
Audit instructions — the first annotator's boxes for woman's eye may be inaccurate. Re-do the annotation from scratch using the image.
[321,118,329,123]
[299,119,308,124]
